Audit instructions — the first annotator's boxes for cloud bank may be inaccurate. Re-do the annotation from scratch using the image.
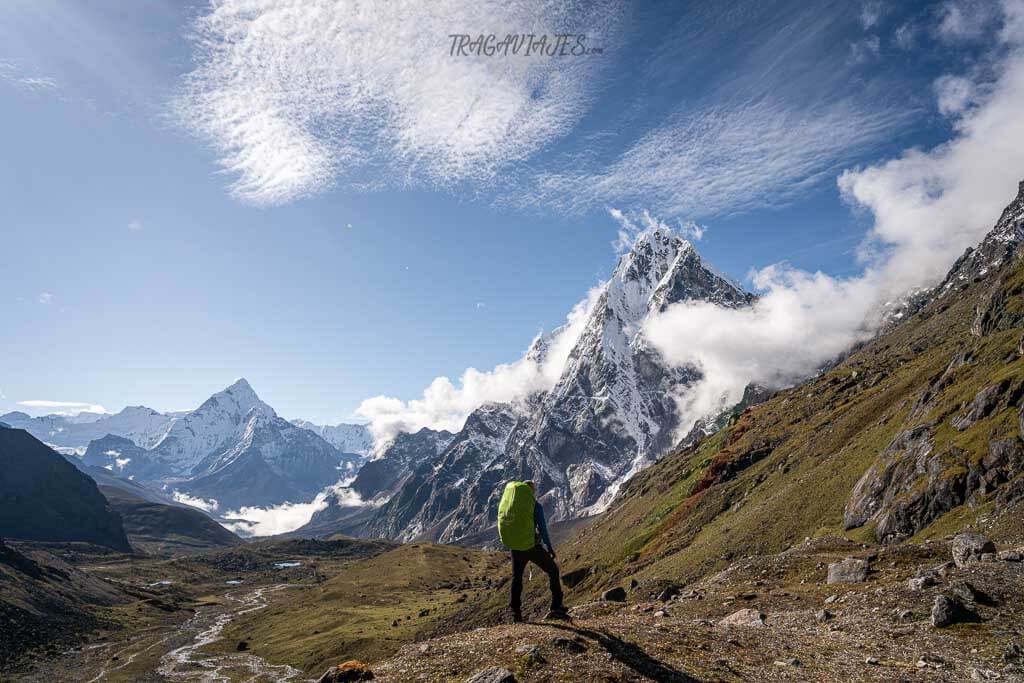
[178,0,619,205]
[356,286,601,445]
[645,0,1024,435]
[221,481,366,537]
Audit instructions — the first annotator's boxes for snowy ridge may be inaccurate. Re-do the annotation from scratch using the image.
[290,419,373,456]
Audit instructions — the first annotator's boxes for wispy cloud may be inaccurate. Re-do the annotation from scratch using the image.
[0,61,59,93]
[17,399,109,415]
[531,96,908,218]
[937,0,999,41]
[37,292,54,304]
[860,1,884,29]
[177,0,621,205]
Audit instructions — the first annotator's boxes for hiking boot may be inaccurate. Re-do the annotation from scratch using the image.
[512,610,524,624]
[544,608,570,621]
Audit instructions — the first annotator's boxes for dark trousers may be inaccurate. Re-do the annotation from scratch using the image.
[510,545,564,612]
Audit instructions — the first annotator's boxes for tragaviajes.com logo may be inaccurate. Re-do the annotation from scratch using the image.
[448,33,603,57]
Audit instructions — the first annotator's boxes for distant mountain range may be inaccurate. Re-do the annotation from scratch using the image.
[2,380,373,512]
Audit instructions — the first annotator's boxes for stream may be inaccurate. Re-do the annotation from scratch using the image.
[155,583,308,682]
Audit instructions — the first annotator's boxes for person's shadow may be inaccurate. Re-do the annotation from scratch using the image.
[542,621,700,682]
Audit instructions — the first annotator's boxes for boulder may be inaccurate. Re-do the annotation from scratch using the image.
[998,550,1023,562]
[815,609,834,623]
[908,576,935,591]
[931,595,979,628]
[952,533,996,568]
[602,587,627,602]
[317,660,375,682]
[951,581,980,604]
[719,608,766,628]
[464,668,516,683]
[827,557,869,584]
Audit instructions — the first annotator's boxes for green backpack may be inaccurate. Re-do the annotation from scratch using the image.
[497,481,536,551]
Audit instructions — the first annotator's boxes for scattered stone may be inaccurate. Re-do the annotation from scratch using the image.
[418,643,432,655]
[317,660,375,682]
[824,595,839,604]
[719,608,766,628]
[815,609,834,623]
[865,656,879,665]
[998,550,1022,562]
[980,553,996,562]
[931,595,980,628]
[418,608,431,617]
[602,587,627,602]
[952,533,996,568]
[970,668,1002,681]
[653,610,668,618]
[828,557,869,584]
[236,641,249,652]
[463,667,516,683]
[896,609,913,621]
[908,576,936,591]
[514,645,544,665]
[629,578,639,589]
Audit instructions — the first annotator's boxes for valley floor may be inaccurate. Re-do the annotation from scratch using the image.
[8,529,1023,682]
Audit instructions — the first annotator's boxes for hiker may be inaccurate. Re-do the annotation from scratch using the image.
[497,479,567,622]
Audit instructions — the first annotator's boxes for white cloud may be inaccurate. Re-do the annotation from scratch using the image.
[356,284,602,444]
[114,457,131,470]
[531,95,908,218]
[643,0,1024,435]
[17,399,109,415]
[177,0,620,205]
[0,62,59,92]
[609,208,705,253]
[938,0,998,41]
[38,292,54,304]
[127,219,143,231]
[861,2,884,29]
[934,75,980,117]
[172,490,220,513]
[221,481,365,537]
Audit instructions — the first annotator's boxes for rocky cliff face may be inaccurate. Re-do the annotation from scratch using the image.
[844,182,1024,542]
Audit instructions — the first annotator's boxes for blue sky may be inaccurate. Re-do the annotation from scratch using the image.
[2,0,1021,426]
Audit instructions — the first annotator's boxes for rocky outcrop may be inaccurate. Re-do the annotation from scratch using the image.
[951,533,997,568]
[827,558,869,584]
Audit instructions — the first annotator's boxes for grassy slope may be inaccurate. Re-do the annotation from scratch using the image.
[552,256,1023,601]
[211,542,506,675]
